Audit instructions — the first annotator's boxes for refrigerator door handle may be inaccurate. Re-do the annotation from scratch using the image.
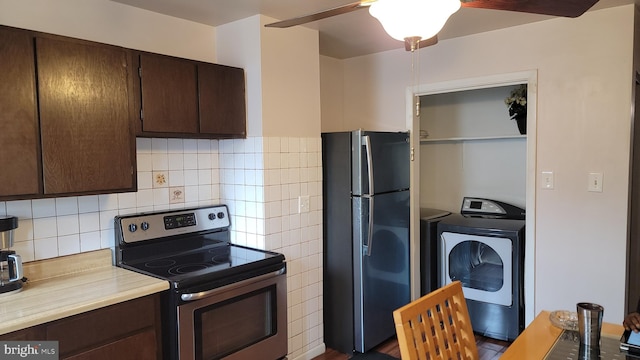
[363,196,374,257]
[363,135,374,195]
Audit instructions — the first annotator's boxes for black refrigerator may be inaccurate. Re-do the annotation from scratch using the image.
[322,130,411,354]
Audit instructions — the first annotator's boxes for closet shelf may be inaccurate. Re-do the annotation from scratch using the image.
[420,135,526,143]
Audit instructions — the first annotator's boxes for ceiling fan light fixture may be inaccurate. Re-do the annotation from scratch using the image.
[369,0,461,42]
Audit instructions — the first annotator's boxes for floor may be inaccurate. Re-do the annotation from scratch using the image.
[311,334,510,360]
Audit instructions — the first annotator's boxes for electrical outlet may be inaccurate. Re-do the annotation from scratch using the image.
[298,195,310,213]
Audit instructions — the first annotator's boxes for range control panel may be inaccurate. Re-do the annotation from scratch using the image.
[116,205,230,244]
[461,197,525,220]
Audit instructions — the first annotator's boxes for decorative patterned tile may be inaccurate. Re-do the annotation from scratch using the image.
[169,187,185,204]
[153,171,168,188]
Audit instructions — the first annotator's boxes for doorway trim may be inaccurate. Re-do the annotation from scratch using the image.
[405,70,537,325]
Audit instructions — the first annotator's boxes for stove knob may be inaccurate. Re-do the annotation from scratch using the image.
[141,222,149,231]
[208,213,216,220]
[128,223,137,233]
[217,212,225,219]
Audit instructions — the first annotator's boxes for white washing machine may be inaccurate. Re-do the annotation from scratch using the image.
[438,197,525,341]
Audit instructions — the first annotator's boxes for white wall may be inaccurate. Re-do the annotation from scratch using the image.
[261,16,321,138]
[419,86,527,211]
[322,5,635,324]
[216,15,264,137]
[320,56,346,132]
[0,0,216,62]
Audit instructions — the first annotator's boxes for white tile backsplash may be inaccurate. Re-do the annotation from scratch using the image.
[56,215,79,236]
[58,234,80,256]
[32,199,56,218]
[80,231,101,252]
[6,200,32,218]
[78,196,99,213]
[34,237,58,260]
[0,135,323,359]
[55,198,78,216]
[167,138,183,153]
[33,217,57,239]
[151,138,168,152]
[183,139,198,153]
[219,136,323,359]
[78,212,100,233]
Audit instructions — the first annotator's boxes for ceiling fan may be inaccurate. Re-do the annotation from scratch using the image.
[265,0,599,51]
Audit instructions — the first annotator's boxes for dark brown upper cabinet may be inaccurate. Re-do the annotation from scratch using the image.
[0,27,41,198]
[0,26,137,200]
[36,36,136,195]
[139,53,199,134]
[198,63,246,137]
[137,52,246,139]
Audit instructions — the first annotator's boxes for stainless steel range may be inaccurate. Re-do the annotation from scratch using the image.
[115,205,287,360]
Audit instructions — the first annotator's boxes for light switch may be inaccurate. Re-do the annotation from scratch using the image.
[588,172,603,192]
[540,171,554,190]
[298,195,310,213]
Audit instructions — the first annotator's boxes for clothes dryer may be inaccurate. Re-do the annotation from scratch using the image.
[438,197,525,341]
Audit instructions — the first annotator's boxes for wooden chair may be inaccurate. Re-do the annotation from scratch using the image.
[393,281,478,360]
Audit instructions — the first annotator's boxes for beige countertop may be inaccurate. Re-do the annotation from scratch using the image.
[0,249,169,335]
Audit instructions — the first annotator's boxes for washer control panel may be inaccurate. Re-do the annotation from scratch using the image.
[461,197,525,220]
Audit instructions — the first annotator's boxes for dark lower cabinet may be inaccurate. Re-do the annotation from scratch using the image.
[65,330,158,360]
[0,294,163,360]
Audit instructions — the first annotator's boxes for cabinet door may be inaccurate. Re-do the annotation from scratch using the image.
[0,27,41,197]
[64,330,158,360]
[48,294,161,359]
[0,325,46,341]
[198,63,246,137]
[139,53,198,134]
[36,37,135,195]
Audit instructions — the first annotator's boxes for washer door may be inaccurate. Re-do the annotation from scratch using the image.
[441,232,512,306]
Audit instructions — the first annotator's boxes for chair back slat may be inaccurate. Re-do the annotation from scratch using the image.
[393,281,479,360]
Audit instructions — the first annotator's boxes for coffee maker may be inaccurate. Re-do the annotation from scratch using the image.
[0,216,24,294]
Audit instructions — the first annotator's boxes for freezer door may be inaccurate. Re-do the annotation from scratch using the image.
[353,190,410,353]
[351,131,410,196]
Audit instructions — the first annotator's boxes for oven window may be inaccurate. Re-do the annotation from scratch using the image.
[448,240,503,292]
[194,285,277,360]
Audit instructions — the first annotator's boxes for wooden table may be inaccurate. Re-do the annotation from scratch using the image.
[501,310,625,359]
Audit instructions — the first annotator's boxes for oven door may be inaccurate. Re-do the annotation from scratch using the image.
[177,266,287,360]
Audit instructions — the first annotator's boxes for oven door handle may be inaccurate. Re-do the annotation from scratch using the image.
[180,267,286,302]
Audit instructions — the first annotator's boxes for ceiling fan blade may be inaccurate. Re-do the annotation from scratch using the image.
[460,0,599,18]
[265,1,373,28]
[405,36,438,51]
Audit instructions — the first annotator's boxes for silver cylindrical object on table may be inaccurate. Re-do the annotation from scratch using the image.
[577,302,604,348]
